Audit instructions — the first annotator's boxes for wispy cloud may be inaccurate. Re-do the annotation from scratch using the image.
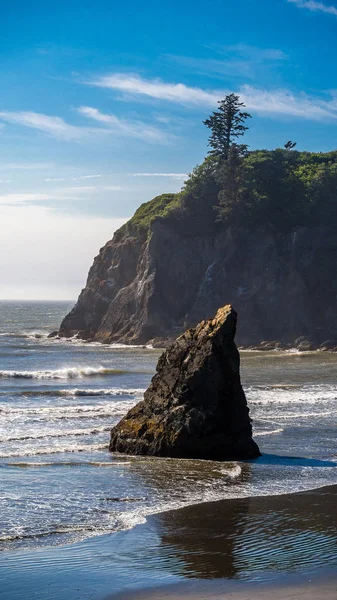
[64,185,123,191]
[288,0,337,15]
[0,108,168,144]
[240,85,337,120]
[78,106,169,142]
[44,174,101,182]
[165,45,288,80]
[87,73,337,121]
[44,178,66,182]
[87,75,217,106]
[0,111,88,141]
[0,193,52,205]
[130,172,187,179]
[72,174,101,180]
[0,184,123,207]
[3,162,54,170]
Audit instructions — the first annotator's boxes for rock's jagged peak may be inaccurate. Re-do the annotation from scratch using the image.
[189,305,236,341]
[109,305,260,461]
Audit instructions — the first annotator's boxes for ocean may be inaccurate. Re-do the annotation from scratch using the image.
[0,300,337,570]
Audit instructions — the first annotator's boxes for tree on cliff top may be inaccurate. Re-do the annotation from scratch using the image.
[203,94,251,159]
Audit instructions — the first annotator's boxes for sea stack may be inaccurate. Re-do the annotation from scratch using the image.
[110,305,260,460]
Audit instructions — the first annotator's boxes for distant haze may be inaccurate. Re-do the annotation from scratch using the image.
[0,204,127,300]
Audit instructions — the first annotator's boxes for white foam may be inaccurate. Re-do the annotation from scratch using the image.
[0,442,108,458]
[254,427,284,436]
[0,425,112,443]
[0,366,123,380]
[246,384,337,406]
[0,399,136,419]
[66,387,144,397]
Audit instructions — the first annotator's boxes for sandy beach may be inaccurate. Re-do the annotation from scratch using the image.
[2,484,337,600]
[109,577,337,600]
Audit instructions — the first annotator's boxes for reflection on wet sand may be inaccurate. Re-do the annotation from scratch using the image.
[151,485,337,579]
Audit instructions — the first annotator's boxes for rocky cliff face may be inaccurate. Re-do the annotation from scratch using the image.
[58,212,337,349]
[109,305,260,460]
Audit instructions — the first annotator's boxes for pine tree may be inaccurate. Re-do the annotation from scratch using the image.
[216,144,248,220]
[203,94,251,159]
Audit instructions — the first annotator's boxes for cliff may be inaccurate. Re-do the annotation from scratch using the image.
[59,150,337,349]
[109,305,260,460]
[58,218,337,349]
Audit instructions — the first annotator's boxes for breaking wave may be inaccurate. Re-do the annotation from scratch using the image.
[17,387,145,397]
[0,366,126,380]
[0,442,108,458]
[0,399,136,419]
[0,426,112,443]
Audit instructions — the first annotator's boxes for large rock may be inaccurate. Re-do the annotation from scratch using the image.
[109,305,260,460]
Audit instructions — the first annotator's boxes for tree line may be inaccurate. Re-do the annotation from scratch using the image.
[179,94,337,231]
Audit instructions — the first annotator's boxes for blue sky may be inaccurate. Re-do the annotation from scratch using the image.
[1,0,337,299]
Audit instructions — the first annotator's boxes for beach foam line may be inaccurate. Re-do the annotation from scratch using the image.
[254,427,284,436]
[0,399,136,419]
[0,425,112,443]
[0,442,108,458]
[246,384,337,406]
[4,460,131,468]
[16,387,145,397]
[0,523,102,543]
[0,366,127,380]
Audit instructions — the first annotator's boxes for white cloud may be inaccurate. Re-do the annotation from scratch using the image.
[0,187,104,206]
[166,45,288,80]
[240,85,337,120]
[78,106,168,142]
[44,174,102,183]
[0,107,168,143]
[288,0,337,15]
[44,178,66,182]
[88,74,217,106]
[4,162,54,170]
[64,186,97,191]
[64,185,123,192]
[0,193,52,205]
[72,174,101,180]
[130,173,187,179]
[0,111,88,141]
[0,204,127,300]
[87,73,337,121]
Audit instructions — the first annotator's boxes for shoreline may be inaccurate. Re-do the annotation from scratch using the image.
[1,484,337,599]
[52,331,337,353]
[108,571,337,600]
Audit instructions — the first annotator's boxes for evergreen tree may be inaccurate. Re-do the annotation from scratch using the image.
[203,94,251,159]
[216,144,249,221]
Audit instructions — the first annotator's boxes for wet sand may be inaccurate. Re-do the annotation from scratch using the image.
[109,576,337,600]
[109,484,337,599]
[1,485,337,600]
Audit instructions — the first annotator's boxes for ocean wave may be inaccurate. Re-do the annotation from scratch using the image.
[221,464,242,478]
[0,442,108,458]
[254,428,284,436]
[0,366,126,380]
[4,460,131,468]
[0,425,112,443]
[17,387,145,397]
[246,384,337,406]
[0,523,103,543]
[0,399,136,419]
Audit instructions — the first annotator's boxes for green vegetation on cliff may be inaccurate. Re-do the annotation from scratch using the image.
[119,148,337,238]
[118,94,337,238]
